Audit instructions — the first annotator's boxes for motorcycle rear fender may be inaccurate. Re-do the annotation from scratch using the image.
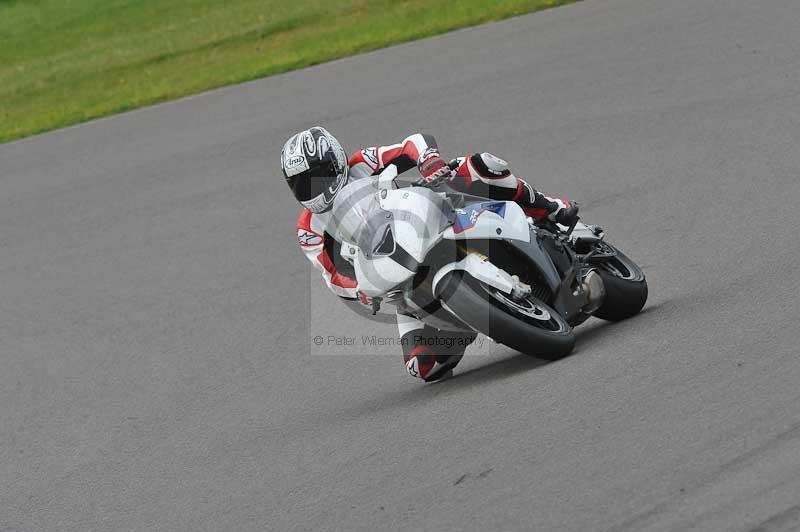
[430,253,515,297]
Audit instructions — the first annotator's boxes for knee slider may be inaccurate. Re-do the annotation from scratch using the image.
[470,152,510,178]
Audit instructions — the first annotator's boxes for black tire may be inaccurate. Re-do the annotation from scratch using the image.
[593,244,648,322]
[437,271,575,359]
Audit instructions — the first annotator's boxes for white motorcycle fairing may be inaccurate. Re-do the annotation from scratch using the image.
[334,165,532,301]
[334,166,452,297]
[429,200,532,297]
[442,200,531,243]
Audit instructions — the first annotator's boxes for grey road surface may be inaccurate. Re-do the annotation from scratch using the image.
[3,0,800,530]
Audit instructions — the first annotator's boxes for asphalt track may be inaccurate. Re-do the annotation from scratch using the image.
[3,0,800,530]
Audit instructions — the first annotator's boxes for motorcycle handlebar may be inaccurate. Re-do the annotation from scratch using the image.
[565,217,580,236]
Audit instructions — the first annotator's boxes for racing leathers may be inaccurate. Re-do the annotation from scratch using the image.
[296,133,575,382]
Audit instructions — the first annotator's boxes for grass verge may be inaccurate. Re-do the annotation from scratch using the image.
[0,0,575,143]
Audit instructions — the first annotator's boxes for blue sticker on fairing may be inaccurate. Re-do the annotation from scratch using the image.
[453,201,507,234]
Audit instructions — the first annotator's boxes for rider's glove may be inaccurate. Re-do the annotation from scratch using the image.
[550,201,580,226]
[415,149,453,187]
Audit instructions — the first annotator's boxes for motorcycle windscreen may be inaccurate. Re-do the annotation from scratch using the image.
[331,178,442,261]
[328,177,381,249]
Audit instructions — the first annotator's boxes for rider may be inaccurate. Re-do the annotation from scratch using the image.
[282,126,579,382]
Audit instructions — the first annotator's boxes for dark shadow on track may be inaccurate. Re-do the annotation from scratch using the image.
[385,303,670,401]
[437,351,551,384]
[439,300,669,385]
[277,301,671,441]
[572,301,668,349]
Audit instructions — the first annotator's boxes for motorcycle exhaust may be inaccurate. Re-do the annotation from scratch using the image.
[582,269,605,314]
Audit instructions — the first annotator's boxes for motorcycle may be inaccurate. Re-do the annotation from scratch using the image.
[328,164,648,359]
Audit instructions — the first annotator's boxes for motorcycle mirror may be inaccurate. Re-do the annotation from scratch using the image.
[377,164,398,190]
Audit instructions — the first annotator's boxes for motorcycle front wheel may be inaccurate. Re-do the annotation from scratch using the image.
[437,271,575,360]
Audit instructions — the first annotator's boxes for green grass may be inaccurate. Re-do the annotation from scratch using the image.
[0,0,574,143]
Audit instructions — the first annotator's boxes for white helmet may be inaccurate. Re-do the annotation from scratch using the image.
[281,126,348,213]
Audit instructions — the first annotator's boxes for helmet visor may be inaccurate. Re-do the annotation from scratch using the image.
[293,160,340,201]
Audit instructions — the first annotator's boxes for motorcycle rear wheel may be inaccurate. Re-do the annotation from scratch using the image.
[593,244,648,321]
[438,271,575,360]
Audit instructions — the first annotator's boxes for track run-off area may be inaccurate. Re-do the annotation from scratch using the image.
[2,0,800,530]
